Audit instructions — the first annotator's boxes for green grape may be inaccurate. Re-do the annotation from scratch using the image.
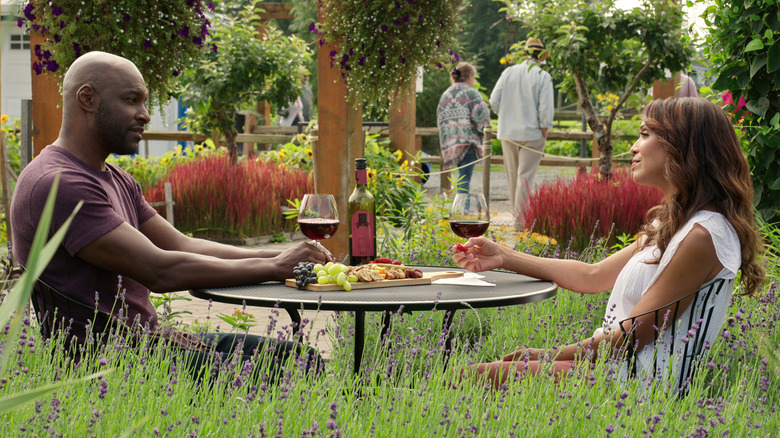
[328,263,343,277]
[341,264,350,273]
[324,262,334,270]
[318,275,331,285]
[317,270,328,278]
[348,274,358,283]
[343,280,352,291]
[313,263,323,272]
[336,272,347,286]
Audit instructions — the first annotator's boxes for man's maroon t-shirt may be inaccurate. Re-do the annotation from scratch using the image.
[11,145,159,341]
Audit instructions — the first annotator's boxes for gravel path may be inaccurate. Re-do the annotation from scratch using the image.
[421,164,577,222]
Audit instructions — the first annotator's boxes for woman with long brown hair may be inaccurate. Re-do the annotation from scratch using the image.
[454,97,764,388]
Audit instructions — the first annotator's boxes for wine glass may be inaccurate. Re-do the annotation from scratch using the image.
[449,193,490,239]
[297,194,339,243]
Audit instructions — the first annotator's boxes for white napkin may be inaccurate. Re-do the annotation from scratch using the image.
[432,272,495,287]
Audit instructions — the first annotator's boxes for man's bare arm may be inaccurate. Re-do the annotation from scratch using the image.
[77,221,331,292]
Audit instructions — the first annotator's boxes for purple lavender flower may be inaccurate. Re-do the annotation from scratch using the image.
[99,358,108,366]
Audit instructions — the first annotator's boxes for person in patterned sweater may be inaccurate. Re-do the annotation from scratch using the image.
[436,62,491,193]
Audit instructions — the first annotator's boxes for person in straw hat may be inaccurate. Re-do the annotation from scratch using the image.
[489,37,554,231]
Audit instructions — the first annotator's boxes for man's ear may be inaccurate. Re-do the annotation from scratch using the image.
[76,84,98,113]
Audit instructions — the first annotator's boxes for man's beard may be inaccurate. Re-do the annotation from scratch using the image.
[96,105,139,156]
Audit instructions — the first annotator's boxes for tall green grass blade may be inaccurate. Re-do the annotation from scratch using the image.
[0,174,81,375]
[0,370,110,414]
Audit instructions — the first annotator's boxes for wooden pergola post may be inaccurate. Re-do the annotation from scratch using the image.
[30,32,62,156]
[653,72,681,99]
[389,85,419,161]
[316,4,363,260]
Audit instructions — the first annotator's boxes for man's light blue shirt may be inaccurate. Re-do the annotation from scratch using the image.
[489,59,554,142]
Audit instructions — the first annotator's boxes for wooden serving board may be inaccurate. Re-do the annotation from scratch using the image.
[285,270,464,292]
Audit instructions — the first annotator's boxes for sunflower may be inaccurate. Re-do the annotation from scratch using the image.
[0,114,7,124]
[367,168,377,183]
[306,148,313,159]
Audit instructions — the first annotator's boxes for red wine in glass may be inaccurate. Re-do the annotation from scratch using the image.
[449,220,490,238]
[298,218,340,240]
[298,194,339,244]
[449,193,490,239]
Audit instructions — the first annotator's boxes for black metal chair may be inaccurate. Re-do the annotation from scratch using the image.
[618,278,734,392]
[29,275,117,344]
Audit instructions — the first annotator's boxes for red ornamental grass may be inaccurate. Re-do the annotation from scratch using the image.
[524,167,663,250]
[145,155,313,239]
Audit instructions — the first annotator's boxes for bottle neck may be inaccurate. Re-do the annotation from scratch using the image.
[355,168,368,185]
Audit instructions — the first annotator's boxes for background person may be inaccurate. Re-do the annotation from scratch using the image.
[489,37,554,230]
[436,62,490,193]
[10,51,333,379]
[454,97,764,389]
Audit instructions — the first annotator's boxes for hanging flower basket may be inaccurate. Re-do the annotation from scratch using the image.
[18,1,213,111]
[314,0,463,111]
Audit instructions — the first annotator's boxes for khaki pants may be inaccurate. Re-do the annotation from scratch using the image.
[501,138,546,230]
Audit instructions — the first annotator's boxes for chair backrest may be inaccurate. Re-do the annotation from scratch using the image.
[619,277,735,392]
[28,274,115,344]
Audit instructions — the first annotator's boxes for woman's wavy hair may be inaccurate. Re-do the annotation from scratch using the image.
[450,62,476,84]
[637,97,764,296]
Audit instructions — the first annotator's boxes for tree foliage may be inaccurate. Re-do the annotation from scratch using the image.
[499,0,695,175]
[702,0,780,222]
[177,0,311,162]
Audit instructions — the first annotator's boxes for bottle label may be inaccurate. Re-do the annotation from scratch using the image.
[351,209,375,257]
[355,169,368,185]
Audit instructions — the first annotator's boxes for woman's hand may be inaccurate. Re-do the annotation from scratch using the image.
[452,236,505,272]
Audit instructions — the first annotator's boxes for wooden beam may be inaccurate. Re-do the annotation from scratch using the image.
[389,86,418,160]
[316,3,363,260]
[258,2,294,20]
[30,32,62,156]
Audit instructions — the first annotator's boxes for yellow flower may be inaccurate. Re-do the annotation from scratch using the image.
[306,148,313,159]
[607,105,614,111]
[0,114,7,124]
[279,150,287,159]
[296,133,308,143]
[367,168,377,183]
[500,57,507,65]
[393,149,403,162]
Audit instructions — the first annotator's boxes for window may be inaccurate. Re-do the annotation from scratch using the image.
[10,34,30,51]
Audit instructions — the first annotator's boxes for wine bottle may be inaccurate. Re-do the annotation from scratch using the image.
[348,158,376,266]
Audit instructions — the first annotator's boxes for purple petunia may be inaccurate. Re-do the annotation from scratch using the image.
[23,3,35,21]
[59,20,66,30]
[32,62,43,75]
[54,34,62,43]
[309,22,318,34]
[172,69,180,77]
[178,27,190,38]
[72,42,82,57]
[358,57,367,66]
[212,43,217,53]
[17,18,23,28]
[208,2,214,10]
[192,36,203,46]
[143,39,152,49]
[51,6,63,16]
[123,13,131,23]
[381,24,388,33]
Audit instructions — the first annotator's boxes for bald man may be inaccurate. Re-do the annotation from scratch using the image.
[11,52,329,377]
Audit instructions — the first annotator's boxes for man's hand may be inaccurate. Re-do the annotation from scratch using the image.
[272,241,335,280]
[541,127,549,139]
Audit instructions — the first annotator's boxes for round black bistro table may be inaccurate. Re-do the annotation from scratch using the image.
[191,267,557,373]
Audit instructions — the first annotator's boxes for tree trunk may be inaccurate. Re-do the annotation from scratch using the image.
[573,72,612,176]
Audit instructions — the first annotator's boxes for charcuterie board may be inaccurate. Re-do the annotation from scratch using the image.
[284,270,464,291]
